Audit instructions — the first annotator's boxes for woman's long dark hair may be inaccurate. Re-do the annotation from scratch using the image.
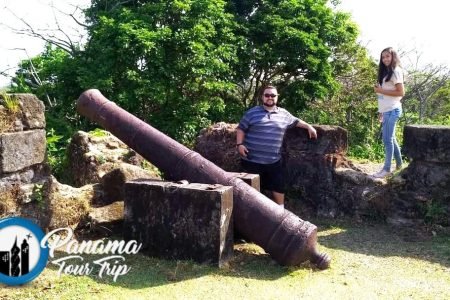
[377,47,401,85]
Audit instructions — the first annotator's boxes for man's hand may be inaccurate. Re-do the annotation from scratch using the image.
[307,125,317,139]
[237,144,249,157]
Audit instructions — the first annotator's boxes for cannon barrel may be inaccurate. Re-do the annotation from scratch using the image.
[77,89,330,269]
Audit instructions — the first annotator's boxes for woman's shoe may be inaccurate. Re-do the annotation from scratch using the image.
[371,169,391,178]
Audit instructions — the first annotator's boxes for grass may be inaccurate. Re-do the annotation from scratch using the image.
[1,219,449,300]
[0,92,20,114]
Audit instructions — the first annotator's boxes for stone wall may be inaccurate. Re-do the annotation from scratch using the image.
[2,93,448,229]
[0,94,49,216]
[394,125,450,225]
[194,122,450,226]
[194,123,355,216]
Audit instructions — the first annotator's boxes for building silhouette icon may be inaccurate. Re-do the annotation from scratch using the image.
[0,236,30,277]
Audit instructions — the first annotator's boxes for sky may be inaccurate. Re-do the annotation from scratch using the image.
[0,0,90,87]
[337,0,450,67]
[1,0,450,87]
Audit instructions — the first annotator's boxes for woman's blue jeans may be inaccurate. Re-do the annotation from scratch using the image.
[382,107,402,171]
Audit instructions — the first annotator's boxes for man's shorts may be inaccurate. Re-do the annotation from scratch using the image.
[240,159,285,193]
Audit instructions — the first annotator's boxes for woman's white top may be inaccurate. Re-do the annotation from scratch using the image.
[378,66,404,113]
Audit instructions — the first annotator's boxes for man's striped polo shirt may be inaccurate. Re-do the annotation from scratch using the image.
[238,105,299,164]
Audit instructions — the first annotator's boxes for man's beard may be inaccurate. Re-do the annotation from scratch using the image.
[263,101,276,107]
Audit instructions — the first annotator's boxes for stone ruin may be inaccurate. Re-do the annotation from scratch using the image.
[1,94,449,267]
[194,122,450,227]
[0,94,160,232]
[0,94,49,217]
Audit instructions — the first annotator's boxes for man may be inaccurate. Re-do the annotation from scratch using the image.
[236,85,317,208]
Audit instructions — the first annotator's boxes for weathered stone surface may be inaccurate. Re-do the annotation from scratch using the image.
[281,126,353,217]
[402,161,450,189]
[124,180,233,267]
[16,94,46,130]
[0,130,46,173]
[17,176,98,230]
[0,164,50,184]
[77,201,124,235]
[43,176,94,229]
[283,125,348,155]
[0,184,21,217]
[195,122,354,218]
[68,130,159,187]
[227,172,260,191]
[403,125,450,162]
[98,164,161,205]
[194,122,241,172]
[194,122,348,173]
[0,94,45,132]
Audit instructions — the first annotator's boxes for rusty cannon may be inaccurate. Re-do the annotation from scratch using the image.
[77,89,331,269]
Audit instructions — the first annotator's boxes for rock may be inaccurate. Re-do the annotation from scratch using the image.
[16,94,46,130]
[77,201,124,236]
[68,130,159,186]
[19,176,95,230]
[194,122,241,172]
[283,125,348,155]
[403,125,450,162]
[98,163,161,205]
[0,130,46,173]
[124,180,233,267]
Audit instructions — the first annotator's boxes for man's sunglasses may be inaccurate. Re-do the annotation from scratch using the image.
[264,93,278,98]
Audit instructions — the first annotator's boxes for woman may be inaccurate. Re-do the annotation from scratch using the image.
[372,47,405,178]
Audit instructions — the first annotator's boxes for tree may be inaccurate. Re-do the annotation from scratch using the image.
[401,56,450,123]
[301,43,384,159]
[225,0,359,114]
[8,0,361,145]
[80,0,240,142]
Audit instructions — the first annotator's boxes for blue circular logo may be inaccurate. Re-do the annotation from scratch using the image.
[0,217,49,286]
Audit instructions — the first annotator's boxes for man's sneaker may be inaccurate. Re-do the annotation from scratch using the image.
[371,169,391,178]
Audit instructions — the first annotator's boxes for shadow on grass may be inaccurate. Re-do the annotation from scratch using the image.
[44,240,309,290]
[45,219,449,290]
[312,218,450,268]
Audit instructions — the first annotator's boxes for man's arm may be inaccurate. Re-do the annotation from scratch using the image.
[236,128,248,157]
[296,120,317,139]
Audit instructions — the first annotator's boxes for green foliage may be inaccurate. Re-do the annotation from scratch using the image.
[89,128,109,137]
[46,128,71,183]
[9,0,360,148]
[0,92,20,113]
[301,44,387,160]
[80,0,241,143]
[32,184,45,209]
[227,0,359,109]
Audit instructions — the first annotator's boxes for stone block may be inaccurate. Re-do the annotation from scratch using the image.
[0,130,46,173]
[227,172,260,191]
[194,123,348,173]
[98,164,160,206]
[123,180,233,267]
[16,94,46,130]
[403,125,450,162]
[284,125,348,155]
[67,130,159,187]
[194,122,241,172]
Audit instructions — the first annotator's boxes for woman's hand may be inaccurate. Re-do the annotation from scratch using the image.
[374,83,382,94]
